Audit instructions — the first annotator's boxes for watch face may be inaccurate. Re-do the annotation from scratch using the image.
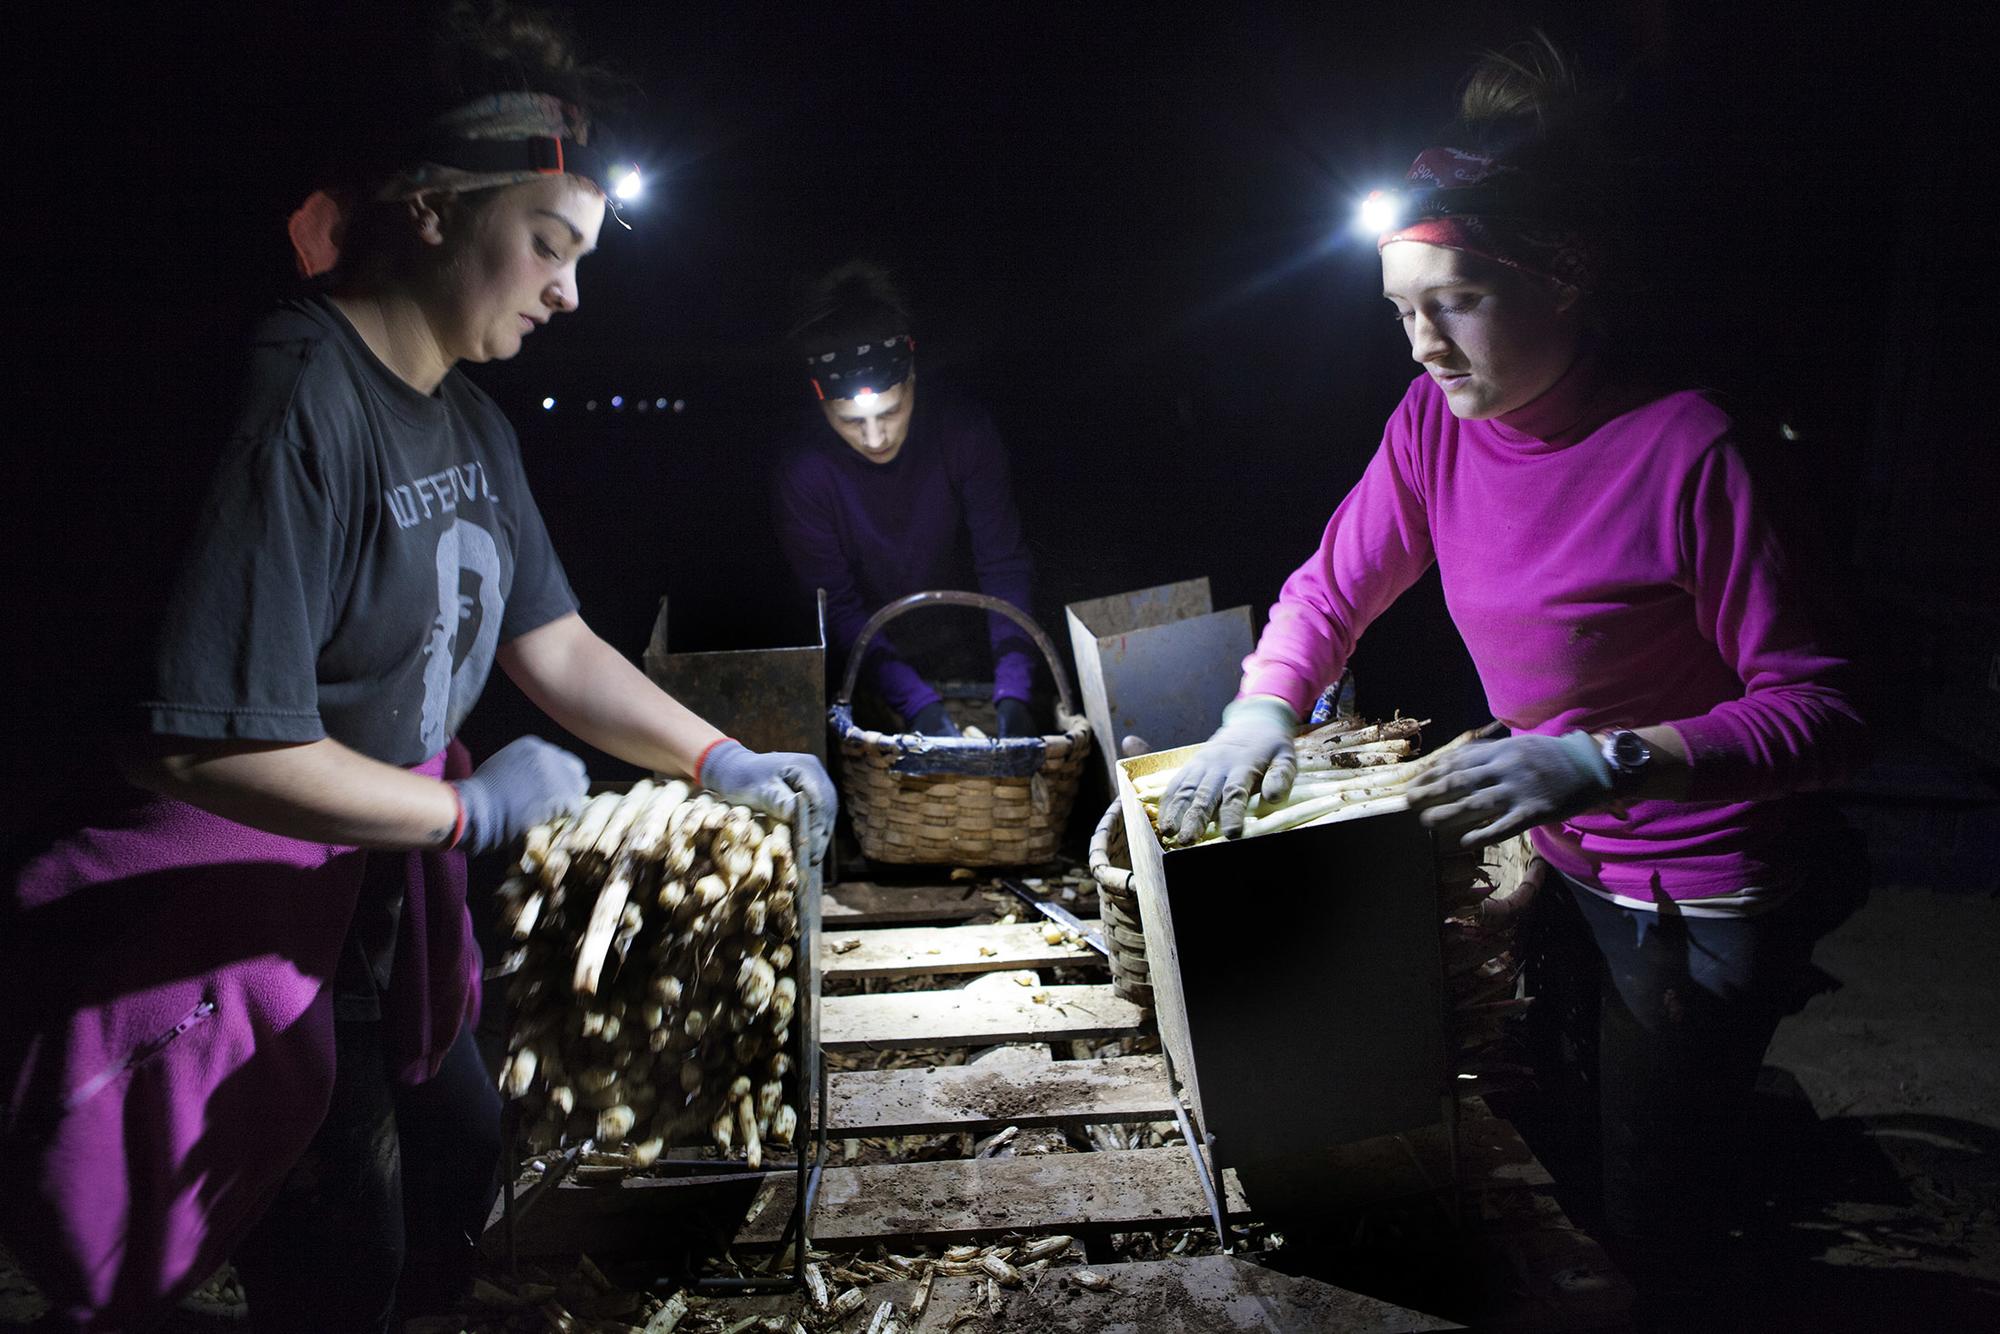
[1611,731,1651,769]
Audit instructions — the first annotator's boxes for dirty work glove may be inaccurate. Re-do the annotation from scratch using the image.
[1156,696,1300,845]
[907,701,961,737]
[994,697,1038,739]
[1404,731,1612,848]
[451,735,588,855]
[697,739,838,865]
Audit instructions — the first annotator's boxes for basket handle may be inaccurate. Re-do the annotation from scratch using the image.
[1088,797,1136,893]
[836,589,1078,717]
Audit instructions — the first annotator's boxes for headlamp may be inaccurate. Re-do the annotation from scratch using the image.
[1357,181,1557,237]
[805,333,915,404]
[1357,189,1403,235]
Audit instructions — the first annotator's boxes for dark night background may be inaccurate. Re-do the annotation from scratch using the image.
[6,9,1998,1322]
[12,0,1994,808]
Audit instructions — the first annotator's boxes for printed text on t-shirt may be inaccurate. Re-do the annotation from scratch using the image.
[384,462,498,530]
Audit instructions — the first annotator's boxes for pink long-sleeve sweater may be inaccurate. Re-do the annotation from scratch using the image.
[1240,354,1866,902]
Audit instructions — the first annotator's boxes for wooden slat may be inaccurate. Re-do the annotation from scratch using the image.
[821,880,989,926]
[736,1146,1250,1248]
[828,1054,1175,1135]
[900,1257,1459,1333]
[821,983,1147,1051]
[686,1256,1459,1333]
[820,919,1100,979]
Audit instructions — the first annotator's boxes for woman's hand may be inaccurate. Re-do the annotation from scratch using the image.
[1405,731,1612,848]
[697,741,838,865]
[907,702,961,737]
[994,697,1037,738]
[451,735,588,854]
[1155,696,1300,845]
[499,615,836,861]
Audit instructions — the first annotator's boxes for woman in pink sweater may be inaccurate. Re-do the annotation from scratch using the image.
[1160,40,1867,1298]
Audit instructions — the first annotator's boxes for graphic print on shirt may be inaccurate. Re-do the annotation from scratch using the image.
[420,518,504,754]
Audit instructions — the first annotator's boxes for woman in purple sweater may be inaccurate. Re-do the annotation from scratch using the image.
[1160,41,1867,1298]
[773,264,1039,738]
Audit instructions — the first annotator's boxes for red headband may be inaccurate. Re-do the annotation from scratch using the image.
[1378,147,1597,291]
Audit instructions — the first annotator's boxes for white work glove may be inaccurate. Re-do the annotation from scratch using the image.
[698,740,837,865]
[1155,696,1300,845]
[1404,731,1613,848]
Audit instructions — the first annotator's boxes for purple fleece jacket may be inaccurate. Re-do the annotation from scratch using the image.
[1241,354,1867,901]
[773,389,1036,719]
[0,746,479,1332]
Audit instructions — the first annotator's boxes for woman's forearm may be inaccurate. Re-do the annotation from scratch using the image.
[499,613,726,777]
[117,737,459,849]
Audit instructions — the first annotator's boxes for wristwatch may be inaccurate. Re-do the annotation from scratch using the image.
[1599,730,1653,793]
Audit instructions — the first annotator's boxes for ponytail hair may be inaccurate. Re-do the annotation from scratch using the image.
[1434,30,1626,289]
[1444,31,1615,186]
[1457,31,1582,140]
[789,261,914,352]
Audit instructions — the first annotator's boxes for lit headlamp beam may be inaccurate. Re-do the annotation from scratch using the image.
[1357,189,1403,235]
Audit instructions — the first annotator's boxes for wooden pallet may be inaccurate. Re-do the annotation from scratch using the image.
[490,875,1629,1329]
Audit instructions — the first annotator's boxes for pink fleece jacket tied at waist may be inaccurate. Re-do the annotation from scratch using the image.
[1240,356,1866,901]
[0,744,480,1332]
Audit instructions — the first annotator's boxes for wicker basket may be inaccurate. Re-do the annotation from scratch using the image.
[1087,798,1154,1008]
[829,591,1092,866]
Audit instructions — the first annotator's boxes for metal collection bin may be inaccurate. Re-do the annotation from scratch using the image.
[1116,744,1449,1222]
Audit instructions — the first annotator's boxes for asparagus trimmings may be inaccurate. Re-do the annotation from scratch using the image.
[495,780,802,1169]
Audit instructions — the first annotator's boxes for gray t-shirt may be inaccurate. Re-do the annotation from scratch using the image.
[139,295,578,1014]
[140,295,576,765]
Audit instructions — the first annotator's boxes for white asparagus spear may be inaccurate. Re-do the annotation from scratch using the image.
[572,855,636,995]
[737,1093,762,1170]
[556,790,622,856]
[1294,741,1416,771]
[510,890,546,940]
[1283,761,1422,792]
[589,781,657,860]
[1288,791,1412,832]
[1296,717,1425,751]
[626,780,691,858]
[1131,750,1417,800]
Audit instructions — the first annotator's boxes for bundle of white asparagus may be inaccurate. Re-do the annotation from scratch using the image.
[1134,716,1432,844]
[493,779,802,1168]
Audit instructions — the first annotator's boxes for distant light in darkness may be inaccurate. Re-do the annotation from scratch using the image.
[541,396,556,411]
